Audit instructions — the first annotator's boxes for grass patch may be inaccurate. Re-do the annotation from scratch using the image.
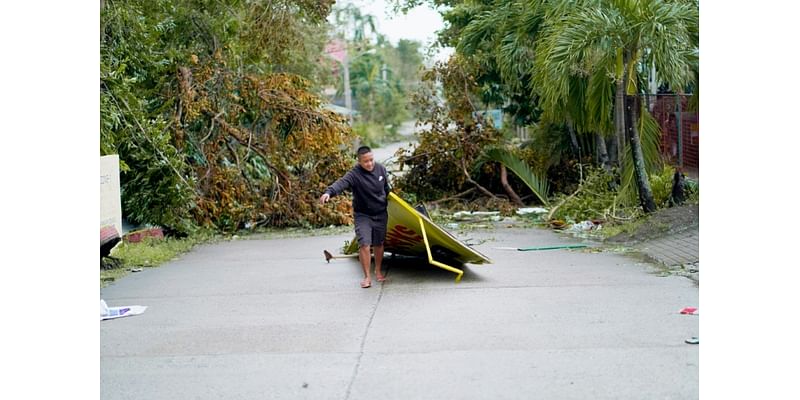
[100,232,217,287]
[99,225,356,287]
[596,218,646,240]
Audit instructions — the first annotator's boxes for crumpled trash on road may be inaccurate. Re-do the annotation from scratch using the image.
[101,299,148,321]
[679,307,699,315]
[568,220,599,232]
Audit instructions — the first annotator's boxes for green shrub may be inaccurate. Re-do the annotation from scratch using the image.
[649,165,676,208]
[352,122,384,148]
[550,167,629,222]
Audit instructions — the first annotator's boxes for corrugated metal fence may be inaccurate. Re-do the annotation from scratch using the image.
[649,94,698,172]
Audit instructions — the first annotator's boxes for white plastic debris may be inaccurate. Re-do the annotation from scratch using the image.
[568,220,596,231]
[516,207,548,215]
[100,299,148,321]
[453,210,500,218]
[452,210,500,221]
[100,299,109,316]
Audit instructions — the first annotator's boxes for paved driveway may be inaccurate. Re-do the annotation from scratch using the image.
[101,227,698,399]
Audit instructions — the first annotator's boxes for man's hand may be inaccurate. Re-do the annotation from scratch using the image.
[319,193,330,205]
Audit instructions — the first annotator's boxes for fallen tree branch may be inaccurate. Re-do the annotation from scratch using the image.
[460,158,496,199]
[211,113,292,190]
[429,187,476,205]
[200,111,224,143]
[546,183,584,221]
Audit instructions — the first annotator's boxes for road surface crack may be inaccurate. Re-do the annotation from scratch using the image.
[343,278,386,400]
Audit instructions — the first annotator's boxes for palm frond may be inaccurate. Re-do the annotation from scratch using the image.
[640,0,699,91]
[497,31,535,91]
[458,10,497,55]
[481,147,550,206]
[586,71,615,135]
[532,3,624,114]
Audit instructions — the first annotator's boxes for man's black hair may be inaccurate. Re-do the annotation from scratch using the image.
[357,146,372,157]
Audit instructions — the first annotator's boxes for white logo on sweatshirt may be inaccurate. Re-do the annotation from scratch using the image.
[379,176,384,181]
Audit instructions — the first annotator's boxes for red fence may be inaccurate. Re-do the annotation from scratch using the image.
[649,94,698,171]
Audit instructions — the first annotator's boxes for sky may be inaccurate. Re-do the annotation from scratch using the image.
[332,0,454,64]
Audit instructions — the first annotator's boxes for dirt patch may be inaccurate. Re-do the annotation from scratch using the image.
[605,203,699,244]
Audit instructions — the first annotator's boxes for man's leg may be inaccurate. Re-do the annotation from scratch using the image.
[373,212,388,281]
[374,244,385,280]
[354,213,373,288]
[359,244,371,282]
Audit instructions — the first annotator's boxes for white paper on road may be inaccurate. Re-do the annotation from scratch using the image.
[100,299,147,321]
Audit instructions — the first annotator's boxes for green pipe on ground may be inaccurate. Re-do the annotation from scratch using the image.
[517,244,589,252]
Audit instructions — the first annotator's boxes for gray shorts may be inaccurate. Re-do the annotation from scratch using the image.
[354,211,388,247]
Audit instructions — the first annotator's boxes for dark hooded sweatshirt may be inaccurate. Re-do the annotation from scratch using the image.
[324,163,390,216]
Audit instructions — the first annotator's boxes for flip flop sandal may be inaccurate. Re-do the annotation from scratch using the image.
[360,278,371,288]
[376,274,387,282]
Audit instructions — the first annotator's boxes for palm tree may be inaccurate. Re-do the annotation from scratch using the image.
[332,4,377,47]
[457,1,615,174]
[534,0,698,213]
[333,49,406,126]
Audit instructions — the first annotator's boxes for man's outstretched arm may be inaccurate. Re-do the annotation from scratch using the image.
[320,171,354,204]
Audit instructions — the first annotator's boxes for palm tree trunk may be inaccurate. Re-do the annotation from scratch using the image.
[613,77,626,166]
[607,134,618,167]
[618,50,655,213]
[565,118,584,181]
[595,133,611,171]
[566,118,580,158]
[625,94,656,213]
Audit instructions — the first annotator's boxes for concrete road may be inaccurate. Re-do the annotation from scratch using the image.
[100,227,698,399]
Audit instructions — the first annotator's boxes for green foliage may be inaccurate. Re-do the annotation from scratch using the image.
[390,39,425,85]
[352,122,384,148]
[685,178,700,203]
[347,51,410,127]
[649,166,700,208]
[332,4,378,44]
[535,0,696,213]
[444,1,543,126]
[390,0,698,223]
[331,4,423,133]
[523,122,575,169]
[101,0,354,234]
[101,0,196,231]
[112,235,205,268]
[395,58,504,201]
[549,163,695,225]
[649,165,676,208]
[550,167,636,223]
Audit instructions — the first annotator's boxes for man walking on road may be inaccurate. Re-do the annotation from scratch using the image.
[320,146,390,288]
